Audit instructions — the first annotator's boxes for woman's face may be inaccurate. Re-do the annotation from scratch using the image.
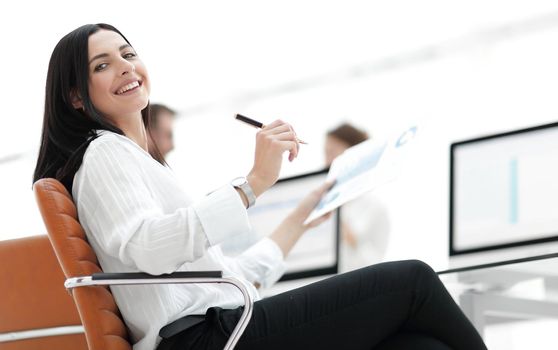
[86,29,150,123]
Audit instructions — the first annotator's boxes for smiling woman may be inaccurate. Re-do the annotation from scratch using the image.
[85,30,150,137]
[30,23,488,350]
[32,23,164,193]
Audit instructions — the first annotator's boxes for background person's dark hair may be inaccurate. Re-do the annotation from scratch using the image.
[327,123,369,147]
[33,23,165,193]
[149,103,176,129]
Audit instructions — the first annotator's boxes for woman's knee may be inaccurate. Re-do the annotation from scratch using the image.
[406,259,435,272]
[355,260,438,291]
[398,259,438,282]
[390,259,434,273]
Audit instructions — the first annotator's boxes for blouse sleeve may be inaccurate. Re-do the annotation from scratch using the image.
[74,137,252,275]
[220,237,287,289]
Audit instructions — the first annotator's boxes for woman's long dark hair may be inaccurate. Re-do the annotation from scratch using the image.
[33,23,165,193]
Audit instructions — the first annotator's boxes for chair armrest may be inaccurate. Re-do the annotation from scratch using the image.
[92,271,223,280]
[65,271,227,289]
[65,271,252,350]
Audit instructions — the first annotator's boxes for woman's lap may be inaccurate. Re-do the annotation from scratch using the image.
[164,260,485,350]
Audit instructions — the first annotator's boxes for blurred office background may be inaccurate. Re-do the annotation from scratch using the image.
[2,1,558,348]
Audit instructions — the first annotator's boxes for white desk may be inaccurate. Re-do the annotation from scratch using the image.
[438,254,558,338]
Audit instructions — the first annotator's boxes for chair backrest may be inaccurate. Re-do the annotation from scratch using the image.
[0,235,88,350]
[33,178,132,350]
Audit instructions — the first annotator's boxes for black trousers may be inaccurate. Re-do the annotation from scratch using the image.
[158,260,487,350]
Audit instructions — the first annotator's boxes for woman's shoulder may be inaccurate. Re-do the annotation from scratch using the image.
[90,129,128,146]
[83,130,138,163]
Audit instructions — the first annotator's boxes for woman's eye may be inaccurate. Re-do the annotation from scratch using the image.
[123,52,136,59]
[94,63,108,72]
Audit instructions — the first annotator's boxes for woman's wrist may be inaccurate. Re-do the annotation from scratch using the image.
[270,216,306,257]
[246,173,265,198]
[234,188,250,208]
[283,213,307,235]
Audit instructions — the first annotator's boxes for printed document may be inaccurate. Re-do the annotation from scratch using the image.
[305,126,418,224]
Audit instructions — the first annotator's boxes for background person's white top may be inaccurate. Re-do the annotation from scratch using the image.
[339,193,391,272]
[72,130,286,350]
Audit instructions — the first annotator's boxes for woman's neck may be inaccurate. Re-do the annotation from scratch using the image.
[114,115,148,152]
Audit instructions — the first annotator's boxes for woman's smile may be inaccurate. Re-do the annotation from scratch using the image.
[115,80,142,95]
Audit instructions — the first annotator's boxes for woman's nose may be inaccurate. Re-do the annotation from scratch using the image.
[119,59,136,75]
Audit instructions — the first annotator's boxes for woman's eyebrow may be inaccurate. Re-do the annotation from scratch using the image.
[89,44,133,65]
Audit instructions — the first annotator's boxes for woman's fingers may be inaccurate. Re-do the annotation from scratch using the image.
[305,211,332,229]
[286,180,335,230]
[299,181,334,212]
[261,120,303,148]
[261,119,284,129]
[301,182,335,227]
[274,131,300,161]
[309,181,334,205]
[258,123,300,161]
[262,122,291,134]
[273,139,298,161]
[249,118,304,193]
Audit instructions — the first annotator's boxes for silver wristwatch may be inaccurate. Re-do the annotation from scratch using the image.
[231,176,256,208]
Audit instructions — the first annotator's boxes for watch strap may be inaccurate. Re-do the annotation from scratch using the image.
[232,177,256,208]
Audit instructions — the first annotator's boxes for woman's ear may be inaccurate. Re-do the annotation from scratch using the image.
[70,89,83,109]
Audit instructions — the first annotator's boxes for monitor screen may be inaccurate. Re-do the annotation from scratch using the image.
[248,169,339,281]
[450,122,558,256]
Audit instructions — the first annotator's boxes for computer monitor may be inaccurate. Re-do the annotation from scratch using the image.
[449,121,558,269]
[248,169,340,281]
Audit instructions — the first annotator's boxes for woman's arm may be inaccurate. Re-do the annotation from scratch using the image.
[75,136,251,275]
[217,182,332,288]
[237,120,302,207]
[219,237,287,289]
[270,181,333,257]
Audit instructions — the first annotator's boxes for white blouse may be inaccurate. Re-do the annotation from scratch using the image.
[72,130,286,350]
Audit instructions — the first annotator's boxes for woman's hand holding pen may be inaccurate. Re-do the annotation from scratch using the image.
[240,116,332,258]
[247,119,301,197]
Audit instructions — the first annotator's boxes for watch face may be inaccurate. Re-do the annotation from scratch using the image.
[231,177,247,187]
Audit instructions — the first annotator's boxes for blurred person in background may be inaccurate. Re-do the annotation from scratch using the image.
[148,103,176,159]
[325,123,391,272]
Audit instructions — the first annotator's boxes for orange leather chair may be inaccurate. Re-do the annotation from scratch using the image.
[0,235,88,350]
[33,178,253,350]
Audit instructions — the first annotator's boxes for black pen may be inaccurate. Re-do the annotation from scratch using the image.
[235,114,308,144]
